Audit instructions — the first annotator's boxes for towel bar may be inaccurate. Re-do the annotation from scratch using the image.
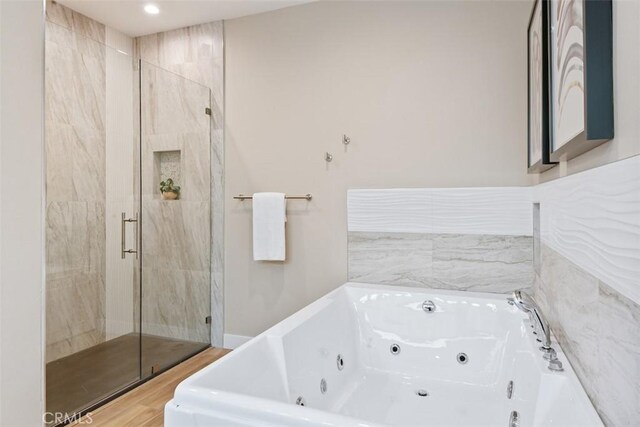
[234,194,312,201]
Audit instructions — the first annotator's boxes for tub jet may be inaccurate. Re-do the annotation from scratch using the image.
[336,354,345,371]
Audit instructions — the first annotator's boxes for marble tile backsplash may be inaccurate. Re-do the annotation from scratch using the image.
[347,187,535,294]
[532,155,640,426]
[535,244,640,426]
[534,155,640,304]
[349,232,534,294]
[348,188,533,236]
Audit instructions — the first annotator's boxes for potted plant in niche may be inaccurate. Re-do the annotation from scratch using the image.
[160,178,181,200]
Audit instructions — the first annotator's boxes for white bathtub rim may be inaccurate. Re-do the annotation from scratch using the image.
[177,283,527,406]
[167,386,384,427]
[219,282,521,356]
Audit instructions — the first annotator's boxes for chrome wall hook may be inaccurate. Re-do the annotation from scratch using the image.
[325,152,333,162]
[342,134,351,145]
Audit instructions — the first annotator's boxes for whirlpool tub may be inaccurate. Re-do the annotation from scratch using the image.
[165,283,602,426]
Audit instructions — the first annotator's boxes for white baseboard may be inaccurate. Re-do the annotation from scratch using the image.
[223,333,253,349]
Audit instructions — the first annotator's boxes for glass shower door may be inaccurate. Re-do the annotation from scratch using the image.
[138,60,212,376]
[44,17,142,422]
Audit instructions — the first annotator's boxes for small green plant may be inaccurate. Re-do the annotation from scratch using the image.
[160,178,181,194]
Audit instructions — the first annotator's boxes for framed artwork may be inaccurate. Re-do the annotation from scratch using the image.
[527,0,555,172]
[548,0,614,162]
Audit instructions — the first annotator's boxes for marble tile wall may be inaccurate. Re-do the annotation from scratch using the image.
[347,187,534,294]
[349,232,533,293]
[45,1,107,361]
[532,155,640,426]
[534,244,640,426]
[104,26,136,340]
[135,22,224,345]
[534,154,640,304]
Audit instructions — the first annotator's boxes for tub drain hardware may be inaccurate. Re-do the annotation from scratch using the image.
[415,389,429,397]
[457,352,469,364]
[390,343,401,355]
[422,300,436,313]
[295,396,306,406]
[336,354,345,371]
[320,378,327,394]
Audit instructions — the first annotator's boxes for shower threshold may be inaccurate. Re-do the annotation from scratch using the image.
[46,333,208,424]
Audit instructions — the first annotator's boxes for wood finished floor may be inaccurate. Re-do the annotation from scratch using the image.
[47,334,209,417]
[71,347,231,426]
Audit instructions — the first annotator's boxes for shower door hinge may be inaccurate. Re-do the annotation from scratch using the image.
[205,107,212,116]
[205,315,212,324]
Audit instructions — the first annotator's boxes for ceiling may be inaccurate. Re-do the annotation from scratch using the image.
[57,0,314,37]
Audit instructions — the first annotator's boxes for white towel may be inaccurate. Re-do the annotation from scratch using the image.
[253,192,287,261]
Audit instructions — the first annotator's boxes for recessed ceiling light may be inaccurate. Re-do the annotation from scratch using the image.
[144,4,160,15]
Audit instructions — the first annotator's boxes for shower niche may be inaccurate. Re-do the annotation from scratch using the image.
[154,150,182,199]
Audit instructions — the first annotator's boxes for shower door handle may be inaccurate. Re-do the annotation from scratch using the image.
[121,212,139,259]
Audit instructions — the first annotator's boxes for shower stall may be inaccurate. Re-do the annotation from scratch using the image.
[44,2,222,420]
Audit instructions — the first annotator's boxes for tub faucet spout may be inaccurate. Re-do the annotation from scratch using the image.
[512,291,552,353]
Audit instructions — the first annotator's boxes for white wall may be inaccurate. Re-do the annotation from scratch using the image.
[0,0,45,425]
[224,0,533,337]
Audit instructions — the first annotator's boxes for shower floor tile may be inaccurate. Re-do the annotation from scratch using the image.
[46,333,207,420]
